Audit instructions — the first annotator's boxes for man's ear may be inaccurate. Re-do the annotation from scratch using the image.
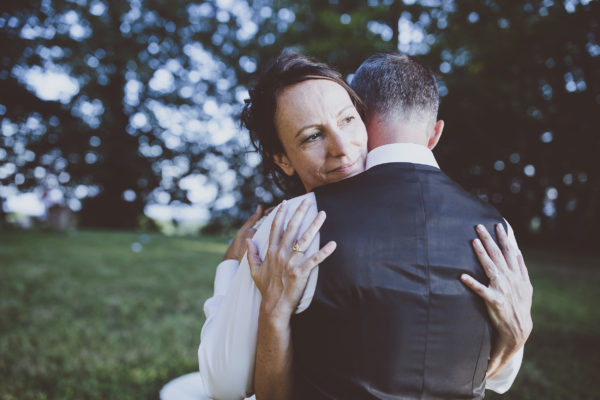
[427,120,444,150]
[273,153,295,176]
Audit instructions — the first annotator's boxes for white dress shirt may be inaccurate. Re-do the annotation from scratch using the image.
[198,143,523,399]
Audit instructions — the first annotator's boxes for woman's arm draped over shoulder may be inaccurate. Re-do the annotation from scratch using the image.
[198,194,318,399]
[247,199,336,400]
[197,207,272,399]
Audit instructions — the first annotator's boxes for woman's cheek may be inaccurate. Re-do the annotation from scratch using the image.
[354,127,368,147]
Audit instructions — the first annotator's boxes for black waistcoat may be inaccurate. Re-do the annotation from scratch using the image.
[291,163,506,400]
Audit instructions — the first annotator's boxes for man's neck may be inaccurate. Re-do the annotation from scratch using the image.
[366,117,431,152]
[365,142,439,170]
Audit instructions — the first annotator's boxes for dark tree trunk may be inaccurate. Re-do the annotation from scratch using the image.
[78,69,145,229]
[78,1,146,229]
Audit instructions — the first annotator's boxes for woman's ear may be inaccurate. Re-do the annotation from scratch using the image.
[273,153,295,176]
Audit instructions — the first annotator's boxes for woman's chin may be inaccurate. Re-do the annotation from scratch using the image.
[327,166,365,184]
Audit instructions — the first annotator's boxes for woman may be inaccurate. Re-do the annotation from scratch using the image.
[161,52,368,400]
[162,52,530,399]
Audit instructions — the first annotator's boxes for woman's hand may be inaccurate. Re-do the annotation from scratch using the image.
[246,198,337,318]
[461,224,533,378]
[223,205,265,263]
[245,198,336,400]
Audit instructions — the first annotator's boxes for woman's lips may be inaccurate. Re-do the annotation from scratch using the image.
[328,158,361,175]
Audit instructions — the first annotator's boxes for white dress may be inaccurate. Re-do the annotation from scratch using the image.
[159,372,256,400]
[159,215,272,400]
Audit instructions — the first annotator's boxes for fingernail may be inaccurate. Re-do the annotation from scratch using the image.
[473,238,482,248]
[460,274,468,280]
[497,224,506,235]
[476,224,484,232]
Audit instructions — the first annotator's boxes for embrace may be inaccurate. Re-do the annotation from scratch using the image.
[197,52,533,400]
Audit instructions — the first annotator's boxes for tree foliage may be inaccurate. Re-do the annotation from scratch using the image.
[1,0,267,228]
[1,0,597,245]
[424,0,599,245]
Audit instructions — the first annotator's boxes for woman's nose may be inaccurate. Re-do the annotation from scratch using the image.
[327,129,352,156]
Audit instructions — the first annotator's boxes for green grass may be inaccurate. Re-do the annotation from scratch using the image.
[0,230,226,400]
[486,248,600,400]
[1,231,599,399]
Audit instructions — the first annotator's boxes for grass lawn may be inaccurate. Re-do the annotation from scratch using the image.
[1,230,599,399]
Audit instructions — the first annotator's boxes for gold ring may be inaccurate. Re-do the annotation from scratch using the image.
[292,242,304,254]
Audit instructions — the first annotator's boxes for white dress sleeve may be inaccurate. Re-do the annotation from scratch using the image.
[201,259,240,325]
[197,226,272,399]
[198,254,264,399]
[485,345,524,393]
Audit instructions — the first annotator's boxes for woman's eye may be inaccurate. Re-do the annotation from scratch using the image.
[303,131,322,143]
[342,116,355,124]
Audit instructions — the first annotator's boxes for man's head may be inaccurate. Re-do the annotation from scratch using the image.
[351,52,444,150]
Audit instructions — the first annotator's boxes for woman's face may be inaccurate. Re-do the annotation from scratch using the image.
[273,79,368,192]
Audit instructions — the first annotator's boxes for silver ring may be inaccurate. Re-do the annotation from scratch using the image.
[292,242,304,254]
[490,274,498,282]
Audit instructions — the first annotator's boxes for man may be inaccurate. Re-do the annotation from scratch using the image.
[199,53,532,399]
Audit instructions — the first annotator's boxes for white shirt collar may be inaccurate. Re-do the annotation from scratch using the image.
[365,143,440,170]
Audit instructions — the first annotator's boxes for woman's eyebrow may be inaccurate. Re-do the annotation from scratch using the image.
[336,105,354,118]
[294,104,355,138]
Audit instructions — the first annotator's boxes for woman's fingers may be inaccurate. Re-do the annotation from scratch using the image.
[264,206,276,216]
[471,238,499,283]
[283,241,337,303]
[246,238,262,280]
[280,198,311,252]
[300,241,337,274]
[461,273,504,329]
[460,273,492,302]
[268,201,288,252]
[475,224,507,272]
[237,205,264,239]
[245,204,264,228]
[293,211,326,256]
[495,224,517,271]
[517,254,532,286]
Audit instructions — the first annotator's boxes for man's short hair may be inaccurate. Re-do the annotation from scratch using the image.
[351,52,439,123]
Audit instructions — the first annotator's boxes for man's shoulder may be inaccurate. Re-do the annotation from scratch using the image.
[431,168,509,228]
[314,162,442,198]
[286,192,317,207]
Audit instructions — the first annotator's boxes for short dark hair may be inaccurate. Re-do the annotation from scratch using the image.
[242,51,365,196]
[351,52,439,123]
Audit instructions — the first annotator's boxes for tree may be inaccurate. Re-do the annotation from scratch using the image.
[422,0,599,245]
[1,0,268,229]
[2,0,597,245]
